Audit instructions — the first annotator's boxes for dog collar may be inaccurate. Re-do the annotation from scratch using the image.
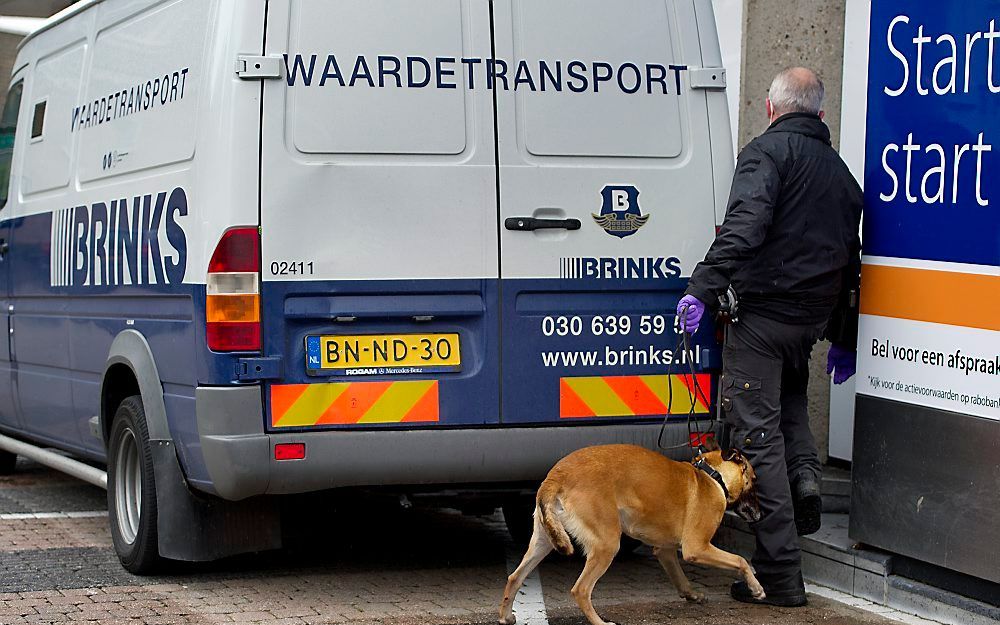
[693,458,731,501]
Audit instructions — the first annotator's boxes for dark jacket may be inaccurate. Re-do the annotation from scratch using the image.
[685,113,863,336]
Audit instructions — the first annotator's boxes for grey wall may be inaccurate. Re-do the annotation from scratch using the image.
[738,0,849,462]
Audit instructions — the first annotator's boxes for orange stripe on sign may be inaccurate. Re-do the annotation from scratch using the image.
[270,384,309,421]
[676,374,712,410]
[561,374,712,419]
[315,381,392,425]
[559,379,597,418]
[860,265,1000,331]
[604,375,667,415]
[400,383,439,422]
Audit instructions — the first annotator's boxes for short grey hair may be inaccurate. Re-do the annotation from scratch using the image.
[768,67,825,116]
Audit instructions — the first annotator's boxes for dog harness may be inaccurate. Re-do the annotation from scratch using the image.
[693,458,731,501]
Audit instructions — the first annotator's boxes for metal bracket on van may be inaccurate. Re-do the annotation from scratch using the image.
[689,67,727,90]
[236,357,283,381]
[236,55,283,79]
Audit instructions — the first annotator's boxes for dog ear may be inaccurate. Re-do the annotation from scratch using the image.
[722,448,740,462]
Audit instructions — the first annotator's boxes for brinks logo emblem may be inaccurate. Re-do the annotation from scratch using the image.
[592,185,649,238]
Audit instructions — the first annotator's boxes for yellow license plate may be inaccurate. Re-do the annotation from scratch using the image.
[305,333,461,375]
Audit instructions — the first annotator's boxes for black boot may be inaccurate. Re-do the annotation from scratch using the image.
[792,473,822,536]
[731,570,807,607]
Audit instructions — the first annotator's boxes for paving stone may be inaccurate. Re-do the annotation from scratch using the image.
[0,465,923,625]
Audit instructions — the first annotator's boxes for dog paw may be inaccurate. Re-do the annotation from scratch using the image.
[752,587,766,601]
[499,616,516,625]
[683,591,706,604]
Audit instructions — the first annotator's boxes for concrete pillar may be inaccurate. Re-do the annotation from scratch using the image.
[737,0,849,463]
[738,0,848,149]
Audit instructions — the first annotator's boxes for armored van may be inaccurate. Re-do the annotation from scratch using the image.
[0,0,732,572]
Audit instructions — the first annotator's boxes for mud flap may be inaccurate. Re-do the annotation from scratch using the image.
[151,440,281,561]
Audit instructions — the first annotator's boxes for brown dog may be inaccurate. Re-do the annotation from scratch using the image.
[499,444,764,625]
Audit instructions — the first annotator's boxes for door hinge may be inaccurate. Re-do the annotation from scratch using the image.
[236,357,283,381]
[236,55,283,79]
[689,67,727,90]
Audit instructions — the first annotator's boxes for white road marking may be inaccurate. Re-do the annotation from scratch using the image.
[504,539,550,625]
[0,510,107,520]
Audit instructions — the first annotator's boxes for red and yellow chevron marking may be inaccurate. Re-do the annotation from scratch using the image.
[270,380,439,428]
[560,374,711,419]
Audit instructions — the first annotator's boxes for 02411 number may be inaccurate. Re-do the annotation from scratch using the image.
[270,261,314,276]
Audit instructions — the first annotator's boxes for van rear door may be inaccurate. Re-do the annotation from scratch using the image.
[259,0,500,430]
[491,0,722,425]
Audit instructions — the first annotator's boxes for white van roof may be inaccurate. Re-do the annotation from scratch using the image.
[17,0,102,50]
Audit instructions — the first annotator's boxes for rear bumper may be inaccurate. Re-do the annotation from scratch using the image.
[196,385,693,500]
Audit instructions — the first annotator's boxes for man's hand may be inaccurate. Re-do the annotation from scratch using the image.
[676,295,705,334]
[827,344,856,384]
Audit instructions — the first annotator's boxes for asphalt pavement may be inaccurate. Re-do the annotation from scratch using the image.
[0,457,914,625]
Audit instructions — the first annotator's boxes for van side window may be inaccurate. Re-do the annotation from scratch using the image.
[31,101,45,139]
[0,80,23,210]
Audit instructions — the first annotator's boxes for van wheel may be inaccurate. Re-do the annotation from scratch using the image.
[0,449,15,475]
[107,395,162,574]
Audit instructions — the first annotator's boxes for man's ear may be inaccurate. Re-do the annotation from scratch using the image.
[819,110,826,120]
[765,98,774,120]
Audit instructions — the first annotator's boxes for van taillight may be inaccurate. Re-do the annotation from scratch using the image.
[207,227,260,352]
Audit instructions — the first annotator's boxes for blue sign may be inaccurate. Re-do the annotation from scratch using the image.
[864,2,1000,267]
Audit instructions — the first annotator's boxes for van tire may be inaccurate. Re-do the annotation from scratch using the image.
[0,450,15,475]
[107,395,162,574]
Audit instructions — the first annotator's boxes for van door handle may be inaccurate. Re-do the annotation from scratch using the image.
[505,217,581,231]
[0,240,8,258]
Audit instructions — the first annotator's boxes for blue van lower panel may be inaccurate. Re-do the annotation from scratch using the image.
[260,277,718,433]
[0,210,248,486]
[261,279,502,431]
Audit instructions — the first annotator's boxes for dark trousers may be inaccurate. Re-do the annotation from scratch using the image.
[721,311,824,577]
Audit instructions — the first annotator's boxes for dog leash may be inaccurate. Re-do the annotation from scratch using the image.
[656,306,714,457]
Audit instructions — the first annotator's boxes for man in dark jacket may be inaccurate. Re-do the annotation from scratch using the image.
[677,67,862,606]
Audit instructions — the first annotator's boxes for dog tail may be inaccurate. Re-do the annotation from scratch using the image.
[537,480,574,556]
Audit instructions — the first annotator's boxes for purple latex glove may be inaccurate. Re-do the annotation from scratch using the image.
[827,344,857,384]
[676,295,705,334]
